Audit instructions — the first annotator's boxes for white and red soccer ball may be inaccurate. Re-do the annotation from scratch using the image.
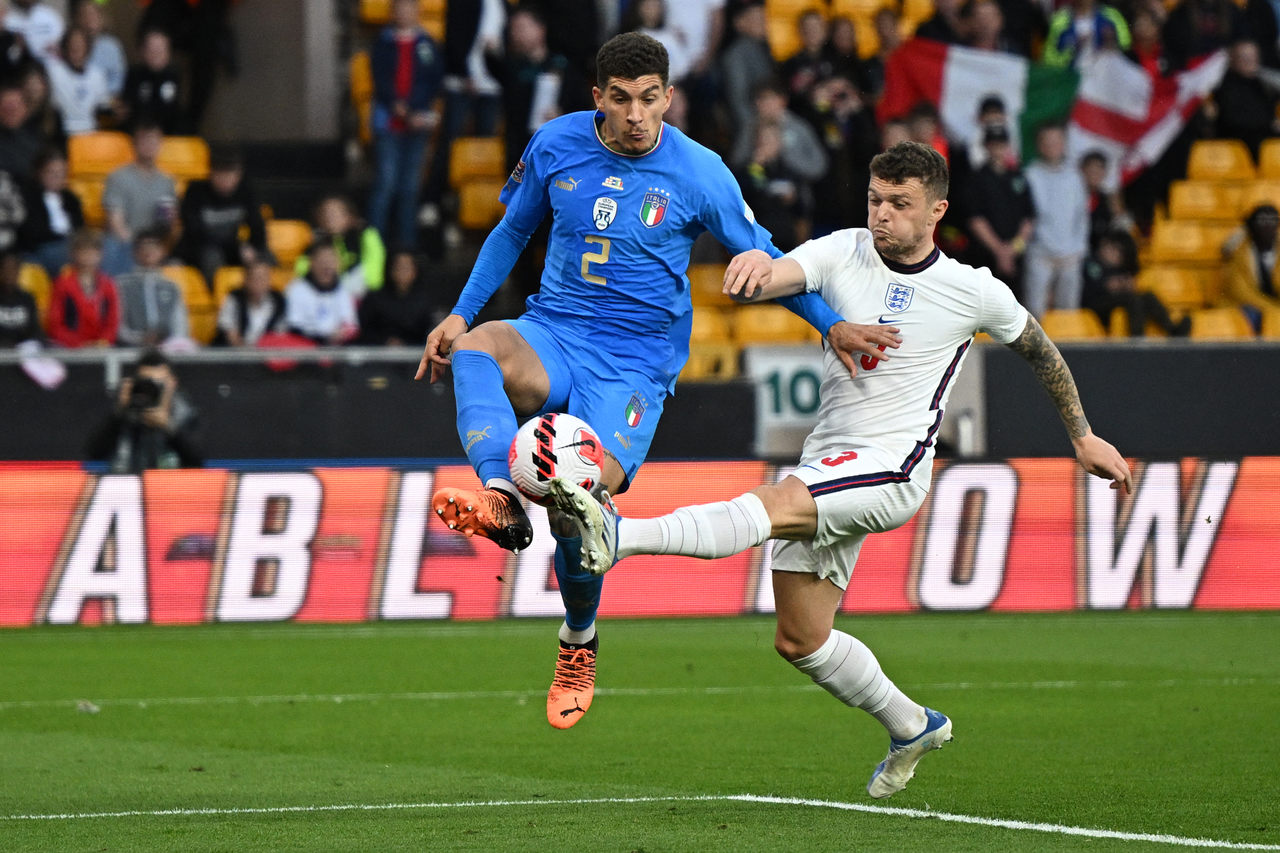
[508,413,605,506]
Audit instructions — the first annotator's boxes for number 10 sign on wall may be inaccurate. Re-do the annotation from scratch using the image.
[741,346,823,458]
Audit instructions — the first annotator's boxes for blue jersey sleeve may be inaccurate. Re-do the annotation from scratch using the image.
[697,157,844,337]
[450,139,552,324]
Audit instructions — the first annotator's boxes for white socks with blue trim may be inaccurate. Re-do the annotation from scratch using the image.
[791,629,926,740]
[617,493,771,560]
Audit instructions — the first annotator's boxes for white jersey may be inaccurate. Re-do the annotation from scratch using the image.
[789,228,1028,492]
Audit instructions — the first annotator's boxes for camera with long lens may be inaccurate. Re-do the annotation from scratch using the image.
[126,377,163,414]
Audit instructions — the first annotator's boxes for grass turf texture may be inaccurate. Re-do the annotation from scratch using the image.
[1,612,1276,852]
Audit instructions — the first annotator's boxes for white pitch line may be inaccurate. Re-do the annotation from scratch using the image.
[1,794,1275,850]
[2,676,1274,712]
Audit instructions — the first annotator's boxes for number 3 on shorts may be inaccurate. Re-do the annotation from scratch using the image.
[581,236,611,285]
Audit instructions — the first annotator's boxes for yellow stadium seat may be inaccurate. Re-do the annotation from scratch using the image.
[68,131,133,179]
[188,306,217,345]
[1259,306,1280,339]
[732,304,822,345]
[162,264,210,310]
[681,342,741,381]
[1237,180,1280,217]
[832,0,892,17]
[1107,307,1166,337]
[359,0,443,27]
[688,263,734,307]
[157,136,210,181]
[359,0,390,24]
[1040,309,1107,340]
[449,137,506,190]
[690,308,733,343]
[69,178,105,227]
[1135,266,1208,312]
[766,0,821,15]
[901,0,934,29]
[1167,180,1243,222]
[266,219,313,269]
[768,15,803,61]
[1189,307,1254,339]
[1258,138,1280,179]
[456,179,506,229]
[350,51,373,145]
[1186,139,1256,182]
[214,265,290,304]
[18,262,51,317]
[1145,220,1236,266]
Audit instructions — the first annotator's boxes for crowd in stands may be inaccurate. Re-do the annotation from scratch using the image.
[0,0,1277,359]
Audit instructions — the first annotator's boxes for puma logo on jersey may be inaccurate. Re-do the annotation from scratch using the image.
[464,426,493,452]
[554,177,580,191]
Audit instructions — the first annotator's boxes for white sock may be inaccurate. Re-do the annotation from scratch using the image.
[791,630,926,740]
[485,477,519,497]
[617,493,771,560]
[558,621,595,646]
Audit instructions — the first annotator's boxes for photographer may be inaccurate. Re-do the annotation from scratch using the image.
[86,349,202,473]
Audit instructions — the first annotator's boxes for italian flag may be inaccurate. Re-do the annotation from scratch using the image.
[877,39,1227,189]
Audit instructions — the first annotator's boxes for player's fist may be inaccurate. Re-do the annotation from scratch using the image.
[723,249,774,301]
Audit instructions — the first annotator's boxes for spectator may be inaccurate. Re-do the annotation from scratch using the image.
[0,245,38,346]
[491,5,568,173]
[1244,0,1280,70]
[1225,203,1280,330]
[101,119,177,276]
[1023,122,1089,320]
[18,62,59,145]
[915,0,966,44]
[537,0,603,113]
[297,194,385,296]
[115,228,190,349]
[662,0,725,143]
[731,80,828,191]
[858,9,899,103]
[992,0,1047,57]
[136,0,237,133]
[3,0,62,65]
[1079,148,1132,250]
[779,9,832,112]
[86,347,201,473]
[964,0,1015,53]
[174,145,267,289]
[121,28,182,134]
[0,3,35,86]
[721,2,776,152]
[626,0,693,83]
[1082,228,1190,336]
[46,226,116,347]
[735,122,808,251]
[213,256,284,347]
[46,26,112,135]
[1043,0,1130,68]
[880,117,910,149]
[0,82,40,180]
[1211,40,1280,159]
[905,100,949,162]
[1162,0,1244,72]
[1125,6,1167,78]
[357,248,431,346]
[367,0,443,249]
[0,156,23,251]
[284,241,357,345]
[965,123,1034,292]
[798,74,879,236]
[76,0,125,98]
[18,147,81,276]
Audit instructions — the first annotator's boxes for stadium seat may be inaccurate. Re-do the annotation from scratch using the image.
[1189,306,1254,340]
[1145,220,1236,266]
[1260,306,1280,339]
[680,342,741,381]
[358,0,390,23]
[18,262,51,318]
[266,219,313,269]
[359,0,443,31]
[1135,266,1207,312]
[68,131,133,179]
[1040,309,1107,341]
[732,304,822,345]
[187,306,217,345]
[1167,180,1243,222]
[900,0,935,31]
[162,265,211,309]
[688,263,733,307]
[766,0,820,14]
[349,50,373,146]
[690,308,733,343]
[67,178,105,227]
[448,137,506,190]
[456,179,506,229]
[1108,306,1167,337]
[1258,138,1280,179]
[214,265,291,304]
[1186,139,1255,183]
[157,136,210,181]
[832,0,891,19]
[1237,180,1280,216]
[767,15,803,61]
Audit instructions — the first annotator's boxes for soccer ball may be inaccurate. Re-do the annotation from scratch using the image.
[508,413,605,506]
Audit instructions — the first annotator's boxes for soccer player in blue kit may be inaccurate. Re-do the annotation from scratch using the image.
[416,32,897,729]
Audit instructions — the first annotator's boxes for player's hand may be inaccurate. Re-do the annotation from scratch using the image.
[417,314,469,383]
[722,249,774,301]
[1072,432,1132,494]
[825,320,902,378]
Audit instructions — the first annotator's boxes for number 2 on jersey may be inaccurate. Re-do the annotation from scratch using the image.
[581,236,611,285]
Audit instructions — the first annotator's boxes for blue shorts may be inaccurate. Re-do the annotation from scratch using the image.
[505,315,669,491]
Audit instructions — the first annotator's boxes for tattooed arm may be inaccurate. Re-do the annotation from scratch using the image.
[1006,316,1133,493]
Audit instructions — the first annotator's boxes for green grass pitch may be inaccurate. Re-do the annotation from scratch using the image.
[1,612,1277,851]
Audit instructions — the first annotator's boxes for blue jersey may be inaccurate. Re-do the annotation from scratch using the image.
[453,111,786,386]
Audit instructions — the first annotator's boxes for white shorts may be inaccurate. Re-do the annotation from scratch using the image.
[772,452,927,590]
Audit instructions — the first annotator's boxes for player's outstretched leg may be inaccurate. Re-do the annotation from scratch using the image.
[432,486,533,552]
[547,478,619,574]
[866,707,953,799]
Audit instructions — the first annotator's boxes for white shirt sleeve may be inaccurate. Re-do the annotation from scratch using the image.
[976,267,1030,343]
[786,232,847,296]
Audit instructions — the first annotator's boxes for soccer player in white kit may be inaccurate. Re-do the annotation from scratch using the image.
[548,141,1133,798]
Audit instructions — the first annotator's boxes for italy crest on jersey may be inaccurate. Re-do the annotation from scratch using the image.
[884,282,914,313]
[624,393,646,427]
[640,191,668,227]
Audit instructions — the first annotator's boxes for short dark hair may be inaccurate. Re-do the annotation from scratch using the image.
[1080,149,1107,168]
[596,31,669,89]
[870,141,949,201]
[210,145,243,171]
[137,348,170,369]
[978,94,1005,116]
[133,226,169,248]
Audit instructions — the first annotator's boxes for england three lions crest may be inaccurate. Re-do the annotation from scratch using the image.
[884,282,914,313]
[640,189,669,227]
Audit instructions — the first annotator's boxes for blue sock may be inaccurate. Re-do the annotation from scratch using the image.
[552,530,602,632]
[451,350,518,487]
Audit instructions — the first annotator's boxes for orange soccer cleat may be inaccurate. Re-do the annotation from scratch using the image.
[546,637,597,729]
[431,486,533,552]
